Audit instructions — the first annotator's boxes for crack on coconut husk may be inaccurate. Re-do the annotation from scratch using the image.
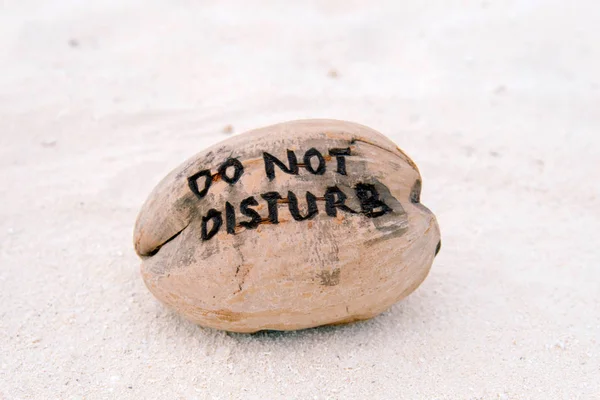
[141,222,189,258]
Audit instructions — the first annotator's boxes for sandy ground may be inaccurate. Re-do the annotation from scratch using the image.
[1,1,599,399]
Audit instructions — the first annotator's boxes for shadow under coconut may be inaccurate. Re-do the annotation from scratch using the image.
[224,298,434,344]
[245,317,376,339]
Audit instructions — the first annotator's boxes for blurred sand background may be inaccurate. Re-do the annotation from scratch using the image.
[1,1,599,399]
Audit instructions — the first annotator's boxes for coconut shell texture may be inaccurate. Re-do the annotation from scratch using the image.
[134,119,440,332]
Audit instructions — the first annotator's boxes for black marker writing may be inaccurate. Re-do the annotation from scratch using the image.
[261,192,282,224]
[287,191,318,221]
[263,150,298,181]
[328,148,351,175]
[201,209,222,241]
[239,196,261,229]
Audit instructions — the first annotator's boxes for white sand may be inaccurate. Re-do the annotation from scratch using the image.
[1,1,599,399]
